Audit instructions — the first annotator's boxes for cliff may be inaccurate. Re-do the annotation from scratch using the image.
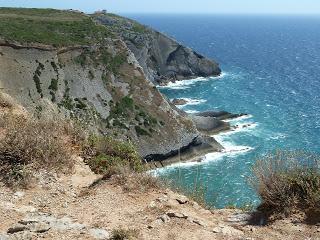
[94,13,221,84]
[0,8,221,160]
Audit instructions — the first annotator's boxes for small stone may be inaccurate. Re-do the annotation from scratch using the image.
[191,201,201,210]
[159,214,170,223]
[7,224,27,234]
[212,227,221,233]
[14,191,25,198]
[175,195,189,204]
[29,222,50,233]
[227,213,251,225]
[0,234,9,240]
[166,211,187,219]
[148,219,163,229]
[156,195,168,203]
[193,219,207,227]
[149,201,157,208]
[89,228,110,240]
[212,225,244,236]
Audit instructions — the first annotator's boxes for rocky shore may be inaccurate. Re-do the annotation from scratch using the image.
[147,106,249,167]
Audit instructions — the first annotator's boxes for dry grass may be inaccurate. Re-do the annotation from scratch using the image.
[0,112,85,188]
[0,92,14,109]
[251,150,320,222]
[111,167,161,193]
[110,228,140,240]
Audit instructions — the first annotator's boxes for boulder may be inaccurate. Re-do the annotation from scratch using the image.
[190,115,230,134]
[172,98,188,106]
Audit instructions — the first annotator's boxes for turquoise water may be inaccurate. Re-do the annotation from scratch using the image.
[128,15,320,208]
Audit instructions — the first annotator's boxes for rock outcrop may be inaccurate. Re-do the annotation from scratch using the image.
[94,14,221,84]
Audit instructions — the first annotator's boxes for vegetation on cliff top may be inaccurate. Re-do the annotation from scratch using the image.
[0,8,112,46]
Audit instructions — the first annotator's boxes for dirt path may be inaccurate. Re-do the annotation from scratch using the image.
[0,158,319,240]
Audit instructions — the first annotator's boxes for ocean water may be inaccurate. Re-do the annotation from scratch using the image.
[128,14,320,208]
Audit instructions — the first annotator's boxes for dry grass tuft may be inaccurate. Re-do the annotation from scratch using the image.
[251,150,320,222]
[0,112,84,188]
[0,92,14,109]
[110,228,140,240]
[111,167,160,193]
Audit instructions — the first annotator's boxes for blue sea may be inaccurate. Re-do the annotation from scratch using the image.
[128,14,320,208]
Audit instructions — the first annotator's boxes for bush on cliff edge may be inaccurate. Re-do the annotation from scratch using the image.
[84,136,144,177]
[0,113,84,188]
[251,150,320,222]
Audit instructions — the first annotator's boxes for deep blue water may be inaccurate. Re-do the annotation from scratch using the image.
[128,14,320,208]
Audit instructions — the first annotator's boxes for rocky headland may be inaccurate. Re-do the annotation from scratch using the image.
[93,13,221,85]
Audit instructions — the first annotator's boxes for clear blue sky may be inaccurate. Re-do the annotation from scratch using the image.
[1,0,320,14]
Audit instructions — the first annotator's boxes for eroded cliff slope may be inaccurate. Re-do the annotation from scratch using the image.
[94,13,221,84]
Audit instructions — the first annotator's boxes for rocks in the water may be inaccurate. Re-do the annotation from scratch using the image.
[189,110,248,135]
[190,115,230,134]
[195,111,247,120]
[172,98,188,105]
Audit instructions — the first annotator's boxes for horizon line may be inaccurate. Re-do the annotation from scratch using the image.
[1,7,320,16]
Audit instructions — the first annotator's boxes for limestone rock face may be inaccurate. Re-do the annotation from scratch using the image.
[0,39,199,159]
[94,14,221,84]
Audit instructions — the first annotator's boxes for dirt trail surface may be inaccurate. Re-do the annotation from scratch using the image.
[0,158,319,240]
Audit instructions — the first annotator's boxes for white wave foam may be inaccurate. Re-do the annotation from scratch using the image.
[184,110,200,114]
[173,98,207,108]
[268,133,287,140]
[224,114,253,123]
[158,72,227,90]
[216,122,258,138]
[150,141,254,175]
[204,145,253,161]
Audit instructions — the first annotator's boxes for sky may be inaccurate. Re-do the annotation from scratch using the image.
[1,0,320,14]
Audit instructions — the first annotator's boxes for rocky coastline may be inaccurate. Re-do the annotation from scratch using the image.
[147,105,249,168]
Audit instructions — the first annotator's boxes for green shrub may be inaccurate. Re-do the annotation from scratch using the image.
[109,96,134,119]
[251,150,320,221]
[48,78,58,92]
[85,136,144,177]
[131,23,146,33]
[135,126,151,137]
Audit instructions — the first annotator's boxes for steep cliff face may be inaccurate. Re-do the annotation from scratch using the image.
[94,14,221,84]
[0,8,206,159]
